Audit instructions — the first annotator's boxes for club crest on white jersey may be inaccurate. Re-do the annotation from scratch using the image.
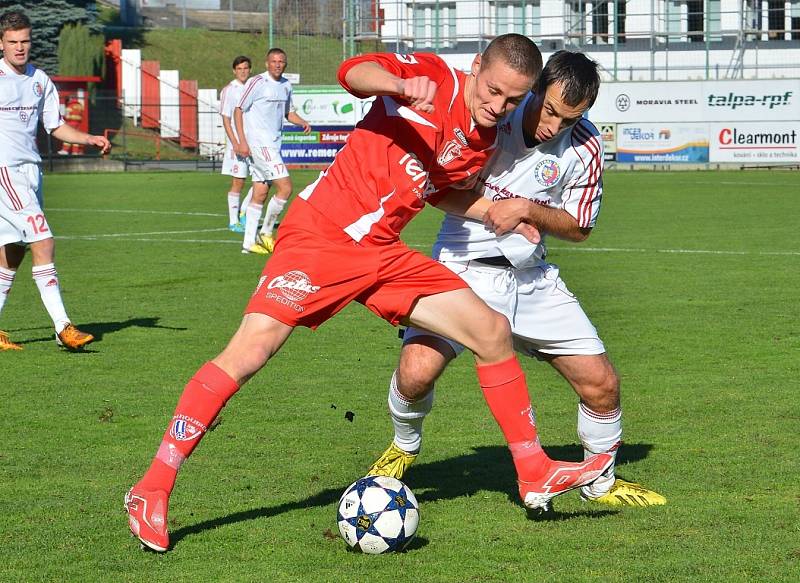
[533,157,561,187]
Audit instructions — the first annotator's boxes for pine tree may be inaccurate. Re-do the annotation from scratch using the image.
[0,1,101,75]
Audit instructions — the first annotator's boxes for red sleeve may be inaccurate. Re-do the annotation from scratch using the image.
[337,52,449,99]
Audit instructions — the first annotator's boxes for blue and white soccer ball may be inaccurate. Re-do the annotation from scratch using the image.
[337,475,419,554]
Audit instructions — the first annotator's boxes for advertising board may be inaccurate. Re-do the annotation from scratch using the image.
[592,79,800,123]
[709,122,799,163]
[616,123,709,163]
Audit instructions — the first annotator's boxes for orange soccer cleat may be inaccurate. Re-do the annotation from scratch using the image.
[56,323,94,351]
[0,330,22,351]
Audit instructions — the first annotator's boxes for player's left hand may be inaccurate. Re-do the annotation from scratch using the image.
[301,122,311,135]
[87,134,111,155]
[484,198,536,237]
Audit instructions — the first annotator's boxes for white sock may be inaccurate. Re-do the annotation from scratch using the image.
[227,192,240,224]
[387,369,433,453]
[260,196,288,236]
[578,402,622,497]
[241,187,253,216]
[243,203,263,248]
[32,263,70,333]
[0,267,16,317]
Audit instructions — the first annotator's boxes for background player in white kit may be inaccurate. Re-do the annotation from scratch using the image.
[369,51,666,507]
[0,10,110,351]
[234,48,311,254]
[219,55,253,233]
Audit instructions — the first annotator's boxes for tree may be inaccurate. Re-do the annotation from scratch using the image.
[0,0,101,74]
[58,22,104,77]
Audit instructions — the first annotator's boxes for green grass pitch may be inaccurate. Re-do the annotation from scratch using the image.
[1,170,798,581]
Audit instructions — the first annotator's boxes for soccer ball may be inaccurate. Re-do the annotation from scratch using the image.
[337,475,419,554]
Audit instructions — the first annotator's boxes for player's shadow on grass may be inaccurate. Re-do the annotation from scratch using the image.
[14,316,186,346]
[170,443,653,547]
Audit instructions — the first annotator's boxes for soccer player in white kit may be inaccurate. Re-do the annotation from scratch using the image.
[219,55,253,233]
[369,51,666,508]
[234,48,311,254]
[0,10,111,351]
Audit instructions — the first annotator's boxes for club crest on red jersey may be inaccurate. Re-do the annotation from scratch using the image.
[534,158,561,187]
[437,139,462,167]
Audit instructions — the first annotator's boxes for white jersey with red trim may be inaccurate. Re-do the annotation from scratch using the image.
[236,72,294,147]
[219,78,246,144]
[298,52,497,246]
[434,92,604,268]
[0,59,63,166]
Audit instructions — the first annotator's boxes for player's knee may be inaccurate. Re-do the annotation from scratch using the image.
[580,367,620,412]
[470,310,512,361]
[396,355,438,402]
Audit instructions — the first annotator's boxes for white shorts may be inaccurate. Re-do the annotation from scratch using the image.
[221,145,250,179]
[405,259,605,357]
[250,145,289,183]
[0,163,52,247]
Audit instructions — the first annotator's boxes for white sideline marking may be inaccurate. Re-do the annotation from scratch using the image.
[546,245,800,257]
[61,227,229,239]
[48,207,225,217]
[57,236,241,245]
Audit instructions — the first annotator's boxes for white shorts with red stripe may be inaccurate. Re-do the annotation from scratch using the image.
[249,145,289,183]
[0,163,52,247]
[403,259,605,358]
[221,145,251,179]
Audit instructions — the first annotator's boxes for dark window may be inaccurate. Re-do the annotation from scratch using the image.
[687,0,704,42]
[767,1,785,38]
[593,1,609,42]
[616,0,626,44]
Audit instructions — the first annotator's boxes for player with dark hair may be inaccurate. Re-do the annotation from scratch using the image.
[125,36,614,553]
[368,51,666,508]
[219,55,253,233]
[234,47,311,254]
[0,10,110,351]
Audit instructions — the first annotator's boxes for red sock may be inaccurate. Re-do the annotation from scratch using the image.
[138,362,239,494]
[477,356,549,481]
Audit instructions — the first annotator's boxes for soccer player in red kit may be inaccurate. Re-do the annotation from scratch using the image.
[125,34,614,552]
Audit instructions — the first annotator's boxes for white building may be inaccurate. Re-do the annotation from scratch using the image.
[358,0,800,79]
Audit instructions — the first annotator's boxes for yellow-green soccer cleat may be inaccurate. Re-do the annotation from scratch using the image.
[256,233,275,253]
[367,442,417,479]
[582,478,666,507]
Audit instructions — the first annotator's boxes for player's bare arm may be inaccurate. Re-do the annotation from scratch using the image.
[233,107,250,157]
[435,188,541,244]
[51,123,111,154]
[221,115,239,148]
[484,198,590,242]
[343,62,437,113]
[286,111,311,134]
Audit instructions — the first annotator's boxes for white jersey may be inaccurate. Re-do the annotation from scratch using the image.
[236,72,295,147]
[0,59,63,166]
[219,78,246,144]
[434,92,604,269]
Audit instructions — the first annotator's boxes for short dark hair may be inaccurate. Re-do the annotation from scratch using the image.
[232,55,251,69]
[0,10,31,39]
[481,34,542,80]
[535,51,601,109]
[266,48,286,59]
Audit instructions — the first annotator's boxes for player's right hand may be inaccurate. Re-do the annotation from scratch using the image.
[399,76,437,113]
[235,143,251,158]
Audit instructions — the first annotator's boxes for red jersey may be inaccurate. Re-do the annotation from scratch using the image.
[297,52,497,246]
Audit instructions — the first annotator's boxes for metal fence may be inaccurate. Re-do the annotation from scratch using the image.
[125,0,800,80]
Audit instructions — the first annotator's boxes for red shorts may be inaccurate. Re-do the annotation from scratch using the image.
[244,199,468,329]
